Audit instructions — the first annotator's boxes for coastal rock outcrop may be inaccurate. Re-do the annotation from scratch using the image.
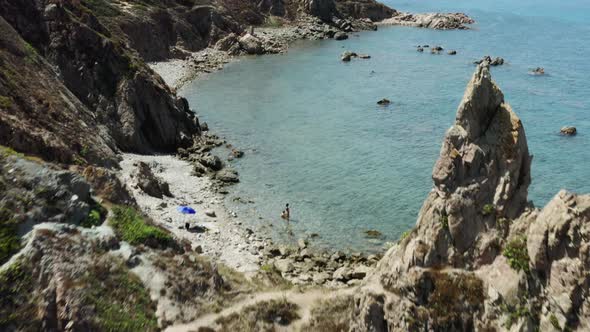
[380,12,474,30]
[352,62,590,332]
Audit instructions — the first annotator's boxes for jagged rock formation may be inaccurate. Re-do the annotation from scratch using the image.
[352,63,589,331]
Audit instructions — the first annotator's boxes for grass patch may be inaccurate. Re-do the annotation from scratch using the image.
[81,0,121,17]
[0,259,40,330]
[303,296,354,331]
[215,298,299,331]
[549,314,561,330]
[0,145,22,159]
[263,16,284,27]
[439,215,449,230]
[482,203,495,216]
[0,95,12,109]
[81,201,107,228]
[399,230,411,242]
[109,206,174,249]
[501,302,531,329]
[503,236,530,273]
[0,204,21,265]
[84,260,158,331]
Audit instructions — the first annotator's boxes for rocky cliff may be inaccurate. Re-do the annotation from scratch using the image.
[0,0,201,161]
[352,63,589,331]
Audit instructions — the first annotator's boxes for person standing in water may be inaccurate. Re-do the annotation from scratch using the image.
[281,203,290,220]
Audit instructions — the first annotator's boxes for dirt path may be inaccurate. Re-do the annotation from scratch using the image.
[165,286,358,332]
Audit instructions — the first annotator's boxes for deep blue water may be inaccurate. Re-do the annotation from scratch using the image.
[182,0,590,252]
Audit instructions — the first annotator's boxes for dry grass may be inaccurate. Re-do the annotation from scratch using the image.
[302,295,355,332]
[215,298,300,332]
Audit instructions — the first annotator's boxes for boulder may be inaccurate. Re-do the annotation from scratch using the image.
[417,46,424,52]
[447,50,457,55]
[198,154,223,171]
[341,51,357,62]
[216,168,239,183]
[205,210,216,218]
[358,54,371,59]
[531,67,545,75]
[560,126,576,136]
[238,33,263,55]
[298,238,308,249]
[377,98,391,106]
[133,162,173,198]
[334,31,348,40]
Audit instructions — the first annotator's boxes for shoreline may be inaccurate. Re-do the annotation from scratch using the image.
[142,10,477,284]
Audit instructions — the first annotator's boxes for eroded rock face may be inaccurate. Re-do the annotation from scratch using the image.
[1,0,200,156]
[352,64,590,332]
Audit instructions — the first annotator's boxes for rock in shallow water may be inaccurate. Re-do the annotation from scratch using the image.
[560,126,577,135]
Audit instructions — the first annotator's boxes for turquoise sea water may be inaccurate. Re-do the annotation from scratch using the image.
[181,0,590,252]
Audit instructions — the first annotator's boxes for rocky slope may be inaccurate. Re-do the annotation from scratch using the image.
[352,63,589,331]
[1,0,200,160]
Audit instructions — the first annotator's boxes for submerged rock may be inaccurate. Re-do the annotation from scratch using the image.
[377,98,391,105]
[341,51,357,62]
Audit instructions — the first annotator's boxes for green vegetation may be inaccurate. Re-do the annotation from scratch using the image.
[0,145,22,158]
[263,16,284,27]
[215,298,300,331]
[549,314,561,330]
[0,259,40,330]
[0,95,12,109]
[79,144,89,158]
[81,0,121,17]
[503,236,530,272]
[482,203,495,216]
[81,209,102,228]
[399,230,411,242]
[81,201,107,228]
[439,215,449,230]
[0,203,21,265]
[109,206,174,249]
[84,260,158,331]
[501,302,531,329]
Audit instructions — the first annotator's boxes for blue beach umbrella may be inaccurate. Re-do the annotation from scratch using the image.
[177,206,196,215]
[177,206,196,228]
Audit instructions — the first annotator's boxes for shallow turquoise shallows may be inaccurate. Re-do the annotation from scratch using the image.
[181,0,590,252]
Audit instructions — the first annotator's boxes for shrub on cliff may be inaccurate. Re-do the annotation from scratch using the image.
[109,206,174,249]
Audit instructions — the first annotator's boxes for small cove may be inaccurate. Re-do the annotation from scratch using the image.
[181,0,590,252]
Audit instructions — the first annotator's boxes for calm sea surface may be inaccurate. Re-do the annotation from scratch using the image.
[181,0,590,252]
